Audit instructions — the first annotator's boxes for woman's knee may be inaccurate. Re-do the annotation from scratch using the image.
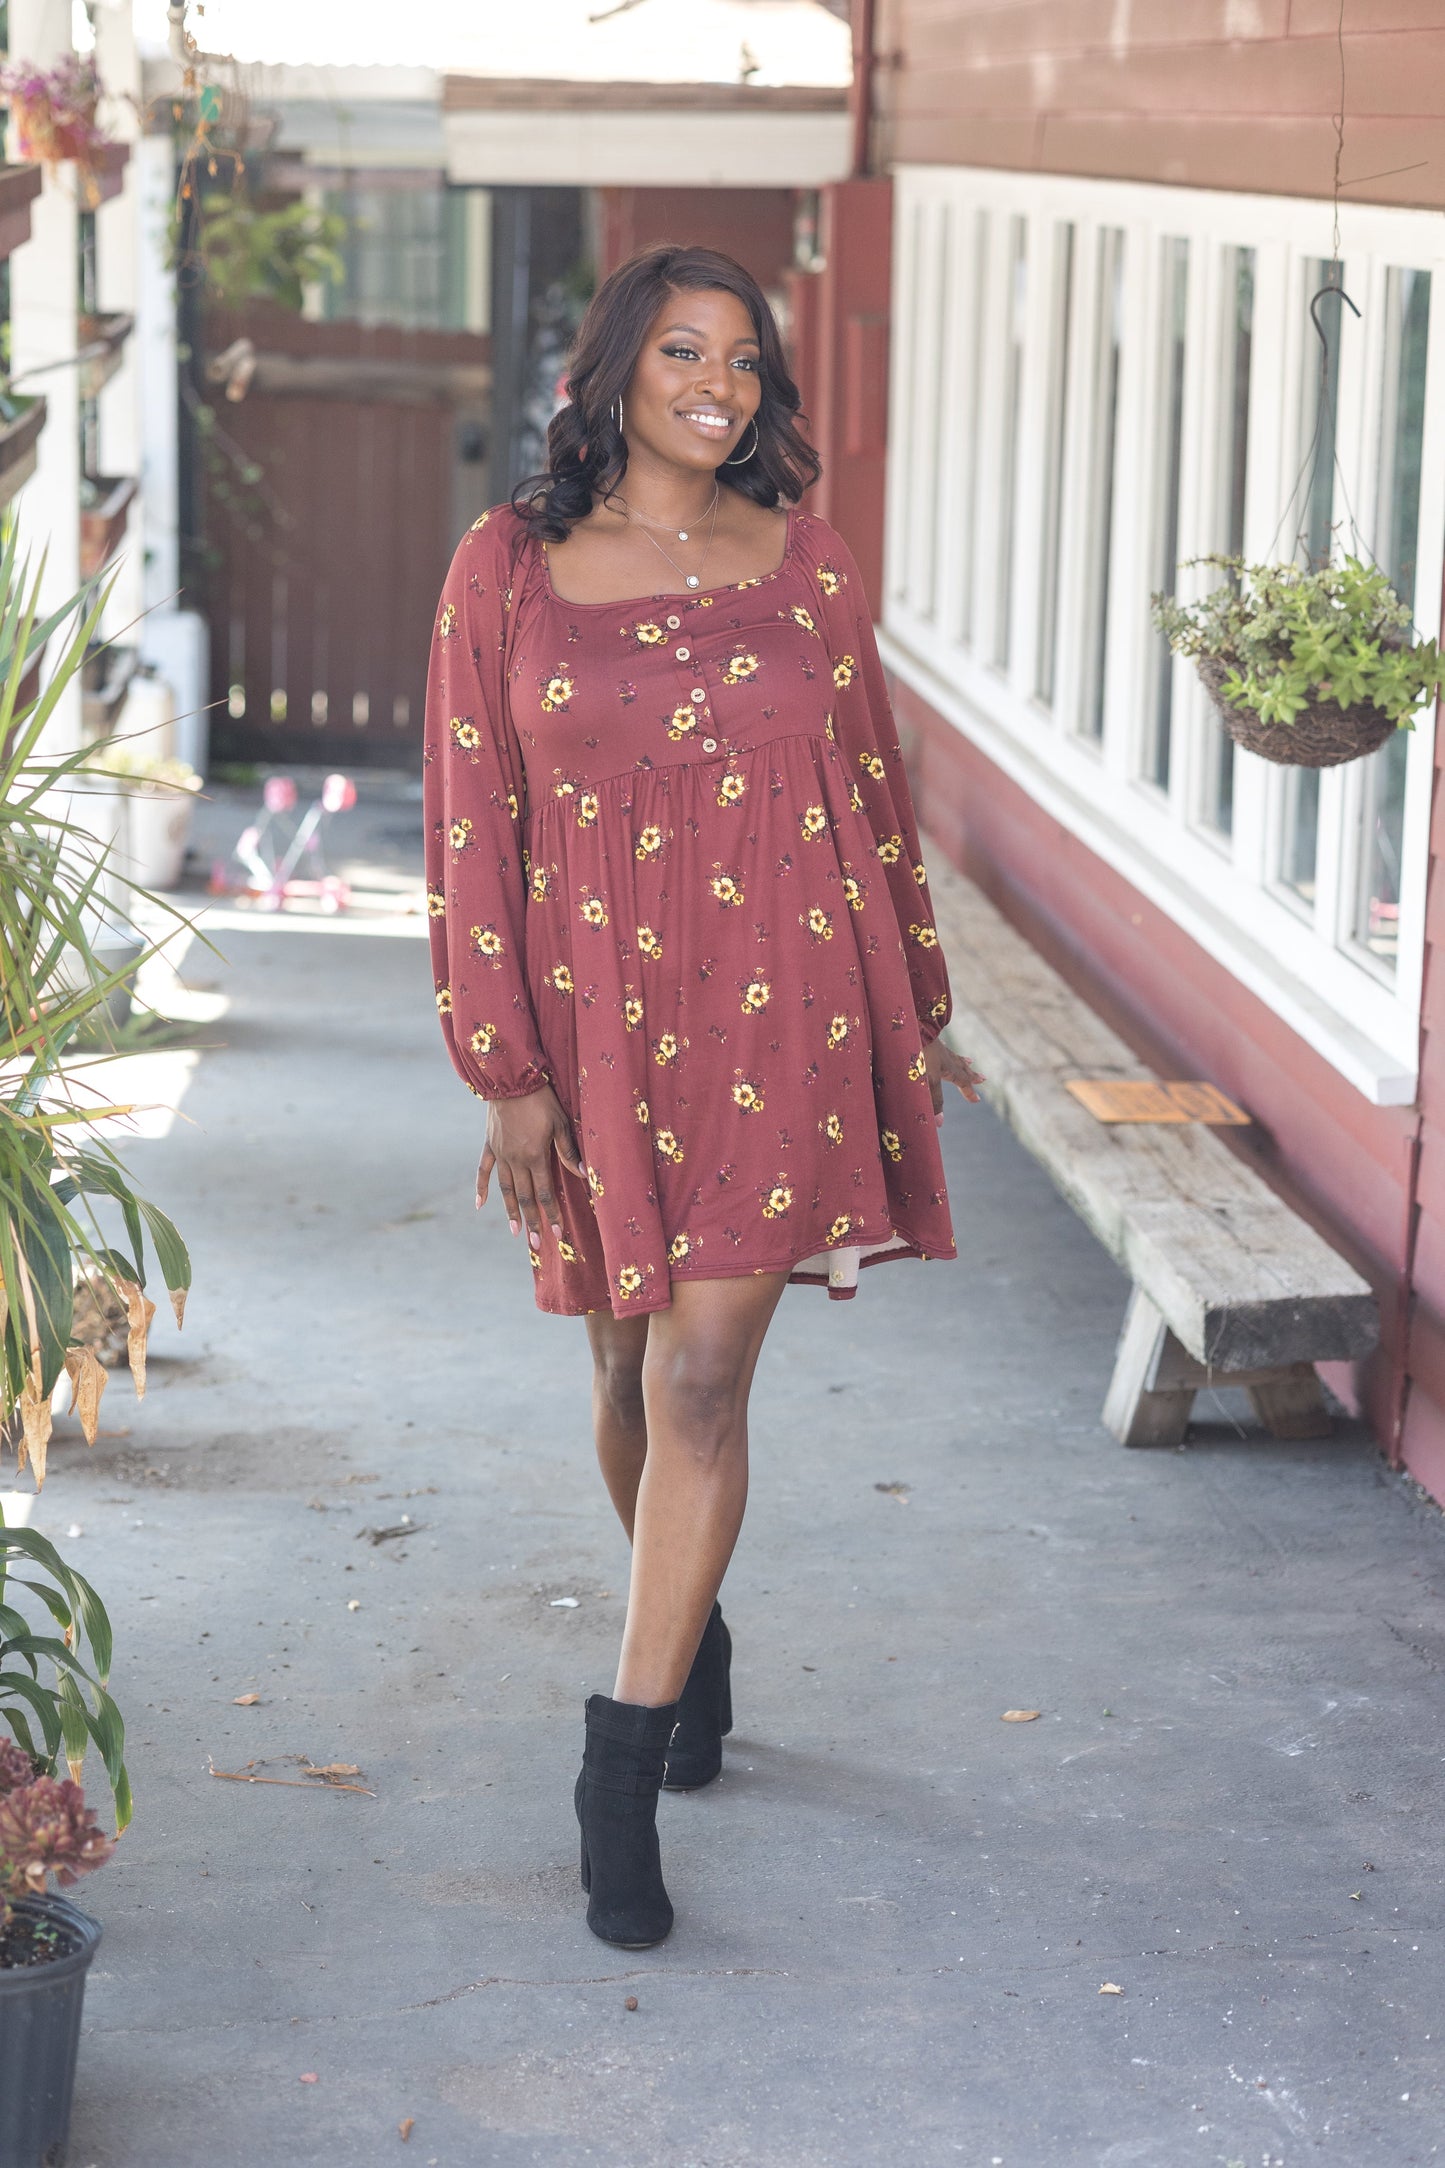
[645,1342,750,1457]
[592,1343,647,1428]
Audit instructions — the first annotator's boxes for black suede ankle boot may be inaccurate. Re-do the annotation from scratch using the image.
[573,1693,679,1948]
[661,1602,733,1792]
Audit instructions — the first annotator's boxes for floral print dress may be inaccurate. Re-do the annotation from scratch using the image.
[424,502,957,1318]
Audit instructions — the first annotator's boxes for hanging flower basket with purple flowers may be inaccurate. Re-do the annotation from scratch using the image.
[0,55,115,208]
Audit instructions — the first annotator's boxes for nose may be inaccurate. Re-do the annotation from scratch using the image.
[692,360,732,406]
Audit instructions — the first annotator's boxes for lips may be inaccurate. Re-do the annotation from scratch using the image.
[676,407,736,439]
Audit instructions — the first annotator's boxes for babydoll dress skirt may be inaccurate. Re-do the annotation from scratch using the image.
[423,503,958,1319]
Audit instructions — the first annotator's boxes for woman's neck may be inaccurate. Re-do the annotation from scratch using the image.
[604,451,721,531]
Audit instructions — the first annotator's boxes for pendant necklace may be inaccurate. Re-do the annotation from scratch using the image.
[628,486,720,591]
[615,481,718,546]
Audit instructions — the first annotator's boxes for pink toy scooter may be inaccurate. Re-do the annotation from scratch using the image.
[211,773,357,911]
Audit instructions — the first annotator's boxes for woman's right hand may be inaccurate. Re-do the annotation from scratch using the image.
[477,1084,584,1248]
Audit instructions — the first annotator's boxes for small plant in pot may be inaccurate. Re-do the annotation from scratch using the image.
[1153,555,1445,768]
[0,1737,116,2166]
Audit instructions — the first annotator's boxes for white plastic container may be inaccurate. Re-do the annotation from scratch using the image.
[117,782,196,892]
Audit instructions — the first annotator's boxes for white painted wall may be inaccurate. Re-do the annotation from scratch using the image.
[94,0,144,649]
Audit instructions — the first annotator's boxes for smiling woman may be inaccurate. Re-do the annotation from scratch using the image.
[422,244,983,1957]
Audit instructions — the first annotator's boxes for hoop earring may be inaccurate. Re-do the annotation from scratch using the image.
[721,418,760,467]
[612,395,624,434]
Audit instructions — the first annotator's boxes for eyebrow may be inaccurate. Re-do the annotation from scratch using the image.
[661,323,761,348]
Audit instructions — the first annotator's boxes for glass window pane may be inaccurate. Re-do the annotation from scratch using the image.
[1145,237,1189,791]
[1199,247,1254,839]
[1035,224,1075,706]
[992,216,1027,669]
[1079,228,1125,741]
[1280,767,1321,907]
[1353,265,1430,972]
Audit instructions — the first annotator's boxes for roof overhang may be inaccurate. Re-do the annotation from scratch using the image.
[442,76,850,189]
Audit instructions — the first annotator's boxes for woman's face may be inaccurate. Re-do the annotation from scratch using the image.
[621,285,763,475]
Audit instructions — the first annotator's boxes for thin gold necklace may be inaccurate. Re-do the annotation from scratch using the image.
[629,489,721,591]
[614,482,719,543]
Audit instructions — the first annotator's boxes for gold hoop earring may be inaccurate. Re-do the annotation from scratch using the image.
[721,418,760,467]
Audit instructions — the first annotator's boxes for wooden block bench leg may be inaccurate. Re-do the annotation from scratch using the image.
[1246,1368,1332,1440]
[1103,1289,1194,1448]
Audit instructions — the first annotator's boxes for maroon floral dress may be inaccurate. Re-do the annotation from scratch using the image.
[423,502,957,1318]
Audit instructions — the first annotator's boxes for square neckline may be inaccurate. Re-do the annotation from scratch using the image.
[539,506,797,610]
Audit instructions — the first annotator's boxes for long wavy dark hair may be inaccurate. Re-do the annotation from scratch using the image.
[511,245,821,541]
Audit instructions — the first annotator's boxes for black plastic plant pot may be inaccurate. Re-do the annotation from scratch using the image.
[0,1896,103,2168]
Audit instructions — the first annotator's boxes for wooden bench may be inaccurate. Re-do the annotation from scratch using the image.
[925,852,1379,1446]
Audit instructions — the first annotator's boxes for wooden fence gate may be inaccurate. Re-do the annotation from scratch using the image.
[200,306,491,767]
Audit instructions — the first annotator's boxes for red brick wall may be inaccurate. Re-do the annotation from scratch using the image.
[875,0,1445,212]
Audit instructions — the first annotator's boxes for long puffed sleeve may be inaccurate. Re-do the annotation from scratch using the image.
[423,510,550,1101]
[805,518,953,1045]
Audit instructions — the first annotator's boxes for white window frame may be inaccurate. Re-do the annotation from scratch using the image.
[882,165,1445,1106]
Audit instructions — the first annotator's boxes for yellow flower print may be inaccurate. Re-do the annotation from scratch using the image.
[717,772,746,807]
[710,874,744,908]
[529,1245,541,1271]
[635,1098,650,1126]
[799,805,828,840]
[731,1080,764,1112]
[741,978,771,1014]
[471,924,505,962]
[909,923,939,949]
[470,1022,497,1056]
[848,782,865,813]
[637,925,663,961]
[448,817,473,851]
[506,790,520,821]
[669,1233,692,1264]
[470,509,491,531]
[530,863,550,902]
[877,834,903,864]
[617,1265,645,1299]
[804,906,834,941]
[553,778,576,798]
[789,605,817,635]
[549,962,574,995]
[438,602,457,638]
[587,1165,605,1198]
[557,1239,578,1263]
[825,1213,852,1243]
[815,563,842,597]
[654,1129,684,1164]
[907,1051,927,1083]
[881,1128,904,1162]
[449,715,481,751]
[930,994,949,1023]
[435,985,453,1016]
[426,887,446,918]
[541,673,575,713]
[721,652,759,686]
[579,895,608,928]
[634,824,665,859]
[913,861,929,886]
[654,1033,682,1064]
[667,705,698,742]
[577,793,599,827]
[623,996,644,1030]
[859,750,886,782]
[826,1013,850,1048]
[626,621,665,648]
[842,876,865,912]
[761,1183,794,1220]
[832,654,857,689]
[822,1111,844,1145]
[824,711,836,742]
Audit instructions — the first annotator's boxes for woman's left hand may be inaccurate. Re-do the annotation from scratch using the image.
[924,1038,986,1120]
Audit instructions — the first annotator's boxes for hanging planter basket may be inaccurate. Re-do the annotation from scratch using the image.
[1154,557,1445,773]
[1193,650,1400,769]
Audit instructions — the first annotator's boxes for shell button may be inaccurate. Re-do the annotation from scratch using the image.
[665,614,681,629]
[691,686,706,703]
[701,737,718,753]
[675,645,690,660]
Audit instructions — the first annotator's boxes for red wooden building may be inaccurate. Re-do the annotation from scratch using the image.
[793,1,1445,1502]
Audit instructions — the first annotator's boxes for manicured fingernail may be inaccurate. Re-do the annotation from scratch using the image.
[551,1222,563,1237]
[528,1229,540,1250]
[508,1219,519,1236]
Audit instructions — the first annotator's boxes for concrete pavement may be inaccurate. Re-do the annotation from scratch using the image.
[20,777,1444,2167]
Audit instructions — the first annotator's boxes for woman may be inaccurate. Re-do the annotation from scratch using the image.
[424,245,981,1951]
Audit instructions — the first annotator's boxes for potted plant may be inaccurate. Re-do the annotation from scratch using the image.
[1153,556,1445,768]
[0,1736,116,2168]
[81,740,202,894]
[0,55,115,210]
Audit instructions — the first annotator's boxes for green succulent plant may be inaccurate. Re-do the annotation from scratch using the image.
[1152,556,1445,732]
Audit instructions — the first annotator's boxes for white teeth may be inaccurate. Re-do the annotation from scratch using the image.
[680,411,731,430]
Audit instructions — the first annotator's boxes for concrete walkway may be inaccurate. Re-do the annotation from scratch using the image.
[24,778,1445,2166]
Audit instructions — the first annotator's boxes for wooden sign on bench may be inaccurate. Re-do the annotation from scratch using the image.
[1065,1079,1251,1126]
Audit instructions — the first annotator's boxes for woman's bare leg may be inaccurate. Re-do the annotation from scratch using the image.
[585,1311,651,1538]
[612,1273,789,1707]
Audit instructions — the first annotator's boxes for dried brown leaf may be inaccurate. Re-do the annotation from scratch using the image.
[233,1693,261,1706]
[398,2118,415,2142]
[302,1762,362,1782]
[63,1345,108,1446]
[116,1280,158,1400]
[18,1366,52,1490]
[1098,1982,1124,1995]
[1001,1709,1041,1723]
[170,1285,187,1330]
